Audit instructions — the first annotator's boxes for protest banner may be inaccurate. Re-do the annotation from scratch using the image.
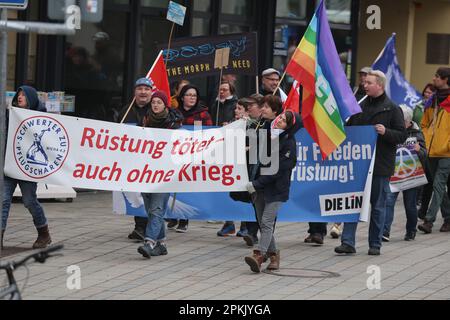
[389,137,428,193]
[5,107,248,193]
[166,1,186,26]
[113,126,377,223]
[158,32,258,80]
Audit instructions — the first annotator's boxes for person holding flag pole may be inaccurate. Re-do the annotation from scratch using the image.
[119,51,171,240]
[277,0,365,250]
[335,71,406,256]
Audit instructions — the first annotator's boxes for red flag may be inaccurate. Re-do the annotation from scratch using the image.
[283,80,300,113]
[146,51,171,101]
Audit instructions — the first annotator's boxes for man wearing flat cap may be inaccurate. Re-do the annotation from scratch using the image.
[260,68,287,101]
[354,67,372,102]
[418,67,450,234]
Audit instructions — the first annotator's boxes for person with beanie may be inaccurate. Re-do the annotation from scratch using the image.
[118,77,154,241]
[2,86,52,250]
[137,90,183,258]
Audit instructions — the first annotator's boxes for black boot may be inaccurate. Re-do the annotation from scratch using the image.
[33,225,52,249]
[1,229,4,250]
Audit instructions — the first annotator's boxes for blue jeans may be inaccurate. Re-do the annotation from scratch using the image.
[2,176,48,231]
[384,188,418,235]
[141,193,170,243]
[342,175,390,249]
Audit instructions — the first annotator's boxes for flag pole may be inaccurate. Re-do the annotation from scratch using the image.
[299,85,303,114]
[272,70,287,95]
[358,95,368,105]
[256,76,259,94]
[215,67,224,125]
[166,22,175,69]
[120,51,164,124]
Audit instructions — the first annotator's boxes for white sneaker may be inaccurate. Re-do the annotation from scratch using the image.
[330,224,341,239]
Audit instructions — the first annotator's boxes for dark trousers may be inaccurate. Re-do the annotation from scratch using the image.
[308,222,327,236]
[134,216,148,231]
[419,157,434,218]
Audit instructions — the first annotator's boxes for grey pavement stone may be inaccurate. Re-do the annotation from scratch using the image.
[2,191,449,300]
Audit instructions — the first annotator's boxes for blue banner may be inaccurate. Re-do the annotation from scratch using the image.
[372,34,422,109]
[113,126,376,222]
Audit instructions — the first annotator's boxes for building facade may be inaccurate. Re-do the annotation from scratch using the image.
[4,0,449,121]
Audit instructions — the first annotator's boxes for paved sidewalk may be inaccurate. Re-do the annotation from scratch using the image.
[1,191,449,300]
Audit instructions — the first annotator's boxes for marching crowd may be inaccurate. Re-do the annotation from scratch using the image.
[1,65,449,274]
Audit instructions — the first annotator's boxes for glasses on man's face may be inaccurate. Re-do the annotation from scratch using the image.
[265,77,279,82]
[184,94,197,97]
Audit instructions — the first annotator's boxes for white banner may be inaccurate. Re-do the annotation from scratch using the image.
[5,108,248,193]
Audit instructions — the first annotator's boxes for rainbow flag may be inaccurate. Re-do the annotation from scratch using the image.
[285,0,361,159]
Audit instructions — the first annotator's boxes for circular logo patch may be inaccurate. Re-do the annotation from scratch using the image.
[13,116,70,179]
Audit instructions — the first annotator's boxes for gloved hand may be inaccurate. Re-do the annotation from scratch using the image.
[246,182,256,194]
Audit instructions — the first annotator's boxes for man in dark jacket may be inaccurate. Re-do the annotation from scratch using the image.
[335,70,407,256]
[2,86,52,250]
[118,77,153,241]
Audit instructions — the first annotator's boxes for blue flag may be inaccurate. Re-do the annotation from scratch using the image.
[372,34,422,109]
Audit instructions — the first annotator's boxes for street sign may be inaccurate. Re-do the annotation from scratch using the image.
[0,0,28,10]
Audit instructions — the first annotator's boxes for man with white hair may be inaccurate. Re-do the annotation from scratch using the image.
[335,70,407,256]
[383,104,427,241]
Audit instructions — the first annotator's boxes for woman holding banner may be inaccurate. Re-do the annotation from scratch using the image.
[244,97,300,273]
[166,85,213,233]
[137,91,183,259]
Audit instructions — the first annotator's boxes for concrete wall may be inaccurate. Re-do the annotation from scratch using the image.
[357,0,411,76]
[357,0,450,91]
[410,0,450,90]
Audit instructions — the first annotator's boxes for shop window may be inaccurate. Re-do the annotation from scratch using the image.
[64,11,127,121]
[141,0,169,8]
[219,24,249,35]
[194,0,211,12]
[276,0,307,19]
[221,0,252,16]
[192,18,210,36]
[426,33,450,65]
[325,0,351,24]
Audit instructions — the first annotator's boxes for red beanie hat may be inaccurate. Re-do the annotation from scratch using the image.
[151,90,169,108]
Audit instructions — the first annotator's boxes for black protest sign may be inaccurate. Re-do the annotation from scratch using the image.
[158,32,258,80]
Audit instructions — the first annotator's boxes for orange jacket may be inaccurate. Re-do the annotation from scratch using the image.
[421,94,450,157]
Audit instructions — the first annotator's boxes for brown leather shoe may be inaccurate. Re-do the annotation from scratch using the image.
[311,233,324,245]
[244,250,264,273]
[32,225,52,249]
[418,221,433,234]
[266,250,280,270]
[440,222,450,232]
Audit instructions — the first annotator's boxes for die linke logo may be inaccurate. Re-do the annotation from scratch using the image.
[319,192,364,216]
[14,116,69,179]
